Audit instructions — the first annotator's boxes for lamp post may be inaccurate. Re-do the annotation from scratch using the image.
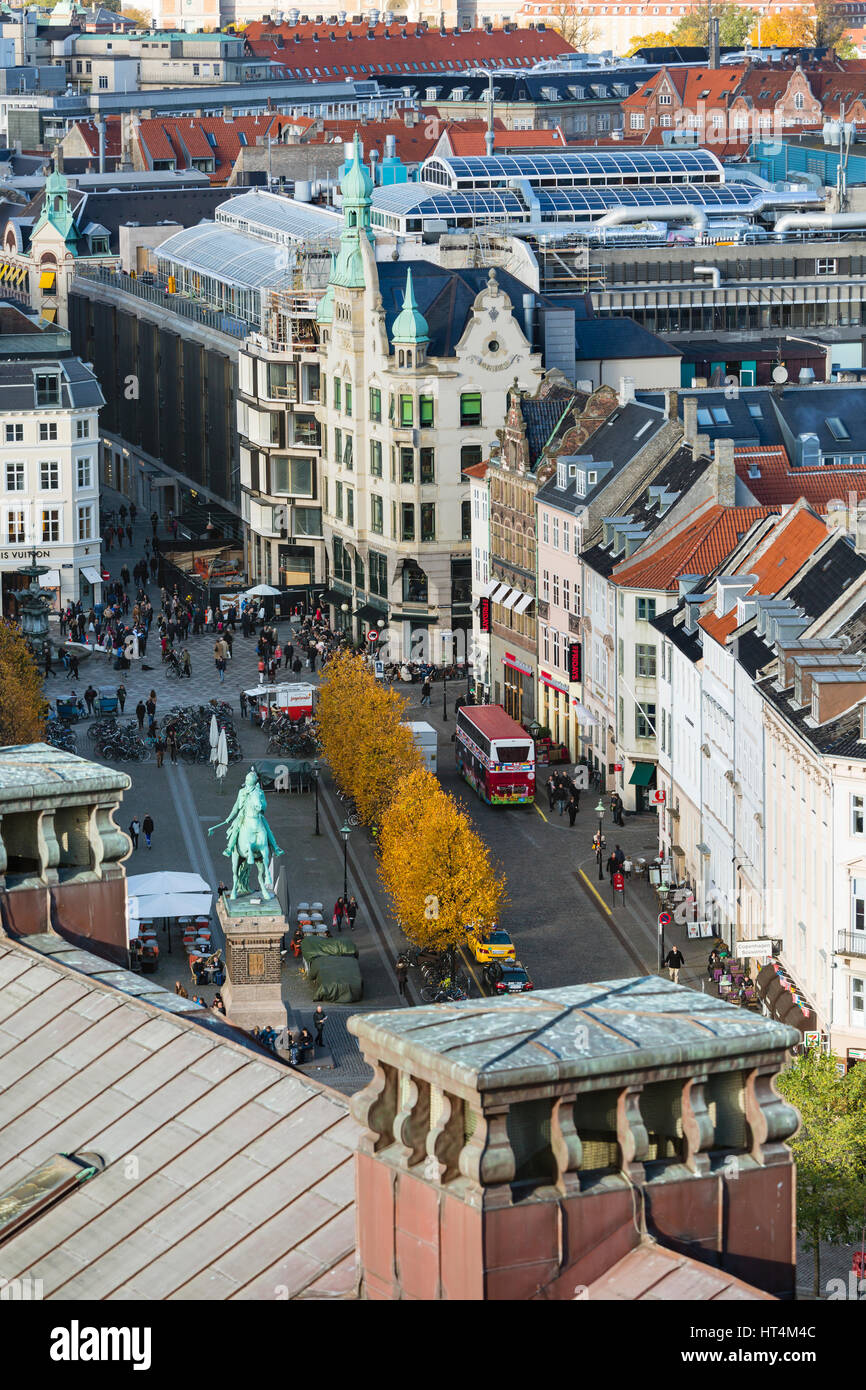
[443,675,448,723]
[376,616,385,655]
[311,765,320,836]
[340,821,352,903]
[595,797,606,881]
[340,601,349,640]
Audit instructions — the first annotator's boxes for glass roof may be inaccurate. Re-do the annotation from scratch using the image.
[535,184,757,214]
[216,190,341,244]
[422,148,723,189]
[155,223,296,291]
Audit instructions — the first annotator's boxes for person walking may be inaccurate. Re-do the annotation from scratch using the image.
[216,654,226,684]
[116,683,127,713]
[567,793,578,827]
[151,511,159,537]
[166,726,178,765]
[84,684,97,716]
[665,947,685,984]
[556,778,569,817]
[142,813,154,849]
[155,733,165,768]
[313,1004,327,1047]
[181,649,191,679]
[606,850,618,879]
[545,775,556,812]
[43,648,55,679]
[128,816,140,849]
[332,896,347,932]
[396,958,408,997]
[67,654,80,680]
[420,676,431,707]
[346,894,358,931]
[135,699,146,731]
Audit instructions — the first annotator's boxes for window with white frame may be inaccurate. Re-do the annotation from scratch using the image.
[76,457,92,490]
[563,519,570,552]
[542,511,549,544]
[39,461,59,490]
[542,624,549,662]
[563,578,570,612]
[76,419,90,440]
[5,462,24,492]
[635,643,657,677]
[553,629,560,667]
[853,879,866,933]
[635,703,656,739]
[852,976,864,1019]
[630,112,645,129]
[5,423,22,443]
[542,568,549,601]
[41,508,60,542]
[853,795,865,835]
[39,422,58,442]
[77,503,93,541]
[552,516,559,549]
[552,574,560,607]
[6,508,25,543]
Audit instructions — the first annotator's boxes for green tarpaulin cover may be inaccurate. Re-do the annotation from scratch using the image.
[312,954,363,1003]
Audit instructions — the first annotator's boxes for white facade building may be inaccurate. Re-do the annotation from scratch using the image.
[0,309,103,614]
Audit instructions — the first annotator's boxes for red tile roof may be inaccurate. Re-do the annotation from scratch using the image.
[312,114,442,164]
[624,65,746,111]
[136,116,279,184]
[244,20,572,76]
[443,124,566,154]
[70,115,123,160]
[699,503,828,643]
[735,446,866,513]
[611,503,775,593]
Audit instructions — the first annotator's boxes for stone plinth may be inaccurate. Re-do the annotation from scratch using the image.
[349,977,801,1301]
[217,895,287,1032]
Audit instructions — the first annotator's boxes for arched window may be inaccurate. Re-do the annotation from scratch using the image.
[406,350,413,367]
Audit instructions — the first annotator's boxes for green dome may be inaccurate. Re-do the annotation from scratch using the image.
[391,267,429,347]
[341,132,373,204]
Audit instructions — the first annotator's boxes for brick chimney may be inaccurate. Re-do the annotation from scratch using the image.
[682,394,698,446]
[713,437,737,506]
[348,978,799,1300]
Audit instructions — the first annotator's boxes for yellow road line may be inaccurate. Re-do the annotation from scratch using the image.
[535,804,548,823]
[579,869,612,916]
[459,945,488,996]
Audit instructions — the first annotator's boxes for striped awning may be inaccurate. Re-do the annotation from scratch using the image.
[513,592,534,615]
[490,582,511,603]
[503,588,522,609]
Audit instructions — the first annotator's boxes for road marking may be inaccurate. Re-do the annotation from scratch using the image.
[535,804,548,823]
[578,869,612,917]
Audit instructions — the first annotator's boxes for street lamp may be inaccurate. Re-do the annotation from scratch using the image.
[340,821,352,903]
[311,765,320,836]
[595,797,606,881]
[443,673,448,723]
[376,616,385,653]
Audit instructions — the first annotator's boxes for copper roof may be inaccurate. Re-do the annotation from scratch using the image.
[587,1243,775,1300]
[0,936,357,1300]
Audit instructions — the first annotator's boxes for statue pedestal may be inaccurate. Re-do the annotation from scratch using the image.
[218,895,287,1033]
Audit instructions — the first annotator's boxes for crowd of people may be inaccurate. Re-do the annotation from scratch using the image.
[253,1004,328,1064]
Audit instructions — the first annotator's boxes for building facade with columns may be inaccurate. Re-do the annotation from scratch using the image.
[315,135,544,660]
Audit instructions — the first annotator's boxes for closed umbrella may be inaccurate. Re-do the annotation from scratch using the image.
[216,727,228,781]
[209,713,219,764]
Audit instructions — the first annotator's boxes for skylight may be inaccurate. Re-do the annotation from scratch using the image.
[747,403,762,418]
[827,416,850,441]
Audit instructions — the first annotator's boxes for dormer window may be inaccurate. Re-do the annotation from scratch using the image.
[556,460,567,490]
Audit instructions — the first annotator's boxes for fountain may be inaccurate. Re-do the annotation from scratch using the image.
[16,546,54,662]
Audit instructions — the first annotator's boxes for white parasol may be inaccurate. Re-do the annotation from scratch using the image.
[209,713,219,764]
[244,583,281,597]
[216,727,229,781]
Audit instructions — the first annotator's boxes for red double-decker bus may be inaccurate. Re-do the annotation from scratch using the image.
[455,704,535,806]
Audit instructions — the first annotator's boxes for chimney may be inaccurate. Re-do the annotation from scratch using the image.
[349,980,798,1300]
[682,395,698,446]
[709,14,720,69]
[683,594,710,634]
[95,116,106,173]
[664,387,678,422]
[618,375,635,407]
[713,437,737,506]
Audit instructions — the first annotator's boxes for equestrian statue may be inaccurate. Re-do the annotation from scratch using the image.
[208,768,284,900]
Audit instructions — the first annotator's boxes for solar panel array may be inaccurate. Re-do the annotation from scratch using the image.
[372,182,759,228]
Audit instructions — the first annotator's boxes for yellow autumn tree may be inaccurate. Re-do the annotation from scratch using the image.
[379,767,506,954]
[0,624,48,746]
[749,9,812,46]
[316,650,421,827]
[626,31,676,55]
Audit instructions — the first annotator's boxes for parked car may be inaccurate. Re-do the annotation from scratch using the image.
[485,960,534,993]
[466,925,516,964]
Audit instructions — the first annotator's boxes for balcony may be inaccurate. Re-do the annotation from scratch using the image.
[837,932,866,958]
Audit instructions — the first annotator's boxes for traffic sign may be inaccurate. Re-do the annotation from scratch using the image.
[367,630,379,643]
[658,912,672,928]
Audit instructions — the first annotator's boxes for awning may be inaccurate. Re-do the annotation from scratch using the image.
[513,592,534,615]
[320,587,351,607]
[503,588,522,609]
[41,568,60,587]
[490,583,511,603]
[355,602,388,627]
[629,762,656,787]
[479,578,500,598]
[39,270,56,291]
[41,307,57,323]
[572,701,599,724]
[391,612,437,625]
[81,565,102,585]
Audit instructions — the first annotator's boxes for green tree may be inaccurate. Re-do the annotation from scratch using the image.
[0,624,48,746]
[671,3,756,47]
[776,1049,866,1296]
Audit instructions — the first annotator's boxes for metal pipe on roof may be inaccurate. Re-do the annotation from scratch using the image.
[694,264,721,289]
[597,205,709,232]
[773,211,866,235]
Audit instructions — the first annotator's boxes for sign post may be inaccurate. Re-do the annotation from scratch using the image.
[657,911,672,973]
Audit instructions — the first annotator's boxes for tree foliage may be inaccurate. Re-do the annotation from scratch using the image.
[379,767,507,953]
[749,8,812,46]
[316,650,420,827]
[776,1049,866,1295]
[671,4,756,46]
[626,31,676,56]
[0,624,48,746]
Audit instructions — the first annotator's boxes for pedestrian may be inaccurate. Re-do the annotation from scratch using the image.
[128,815,140,849]
[130,502,137,525]
[313,1004,327,1047]
[43,648,55,678]
[396,958,408,997]
[332,896,346,932]
[665,947,685,984]
[150,554,158,580]
[134,699,145,731]
[546,775,556,811]
[181,649,191,679]
[240,689,248,718]
[556,779,568,817]
[151,510,158,537]
[216,655,226,684]
[567,793,578,827]
[284,642,293,668]
[142,813,154,849]
[84,684,97,716]
[606,851,618,879]
[420,676,431,706]
[155,733,165,768]
[292,656,302,676]
[126,524,133,546]
[347,894,358,931]
[613,844,625,869]
[166,726,178,764]
[116,683,127,713]
[612,868,625,904]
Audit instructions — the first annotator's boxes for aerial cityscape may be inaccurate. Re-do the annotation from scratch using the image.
[0,0,865,1335]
